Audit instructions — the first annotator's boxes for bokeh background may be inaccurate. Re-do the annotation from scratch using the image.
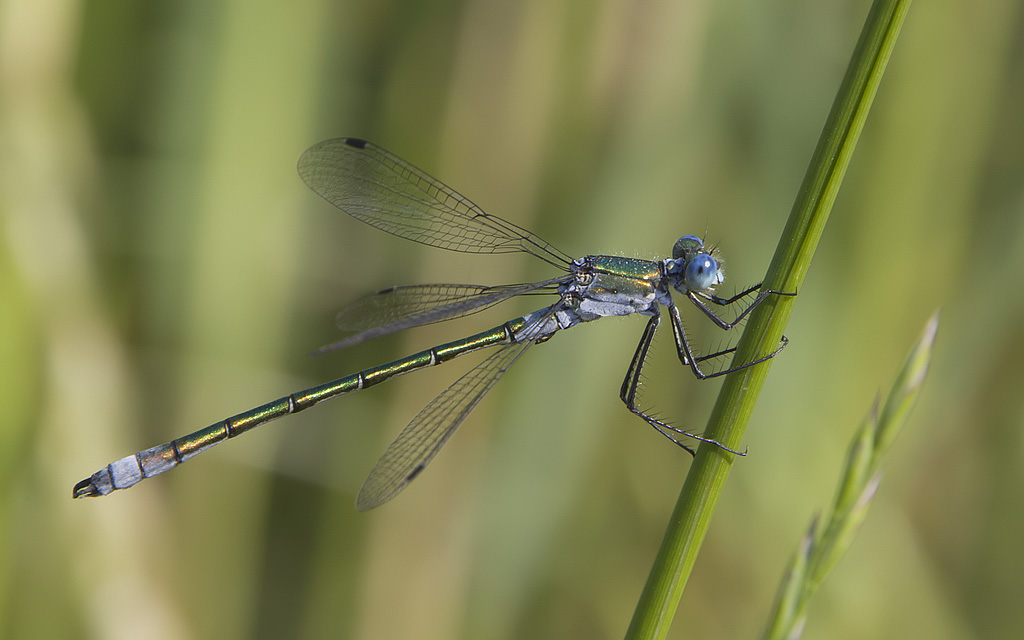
[2,0,1022,638]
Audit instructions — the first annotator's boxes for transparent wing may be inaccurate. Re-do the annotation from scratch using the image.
[297,138,573,268]
[355,329,539,511]
[317,277,566,353]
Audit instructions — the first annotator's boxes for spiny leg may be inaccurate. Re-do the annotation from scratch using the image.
[619,313,744,456]
[701,282,764,306]
[690,284,797,330]
[668,300,789,381]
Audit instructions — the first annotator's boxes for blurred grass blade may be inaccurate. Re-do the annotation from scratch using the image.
[875,313,939,457]
[807,473,881,595]
[763,519,816,640]
[624,0,913,637]
[830,400,879,520]
[762,312,939,640]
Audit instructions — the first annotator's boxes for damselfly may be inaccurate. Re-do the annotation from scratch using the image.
[73,137,794,510]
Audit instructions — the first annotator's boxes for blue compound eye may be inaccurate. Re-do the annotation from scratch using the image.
[685,254,719,291]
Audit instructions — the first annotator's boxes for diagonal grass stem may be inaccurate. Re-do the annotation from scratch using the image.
[625,0,914,637]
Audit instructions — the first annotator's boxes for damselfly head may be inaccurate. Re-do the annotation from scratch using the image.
[667,235,724,293]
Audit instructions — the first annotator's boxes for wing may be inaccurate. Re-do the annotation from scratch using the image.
[297,137,572,268]
[355,332,537,511]
[316,276,566,353]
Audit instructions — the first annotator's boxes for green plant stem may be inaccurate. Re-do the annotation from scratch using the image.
[624,0,913,638]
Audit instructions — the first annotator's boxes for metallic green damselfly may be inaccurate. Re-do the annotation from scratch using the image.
[73,138,793,510]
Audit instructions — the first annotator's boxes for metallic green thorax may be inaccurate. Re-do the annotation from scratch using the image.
[586,255,662,281]
[572,255,663,318]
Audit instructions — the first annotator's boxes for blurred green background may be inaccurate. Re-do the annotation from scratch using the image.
[2,0,1022,638]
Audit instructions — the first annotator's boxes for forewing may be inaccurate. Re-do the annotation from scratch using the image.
[298,138,572,268]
